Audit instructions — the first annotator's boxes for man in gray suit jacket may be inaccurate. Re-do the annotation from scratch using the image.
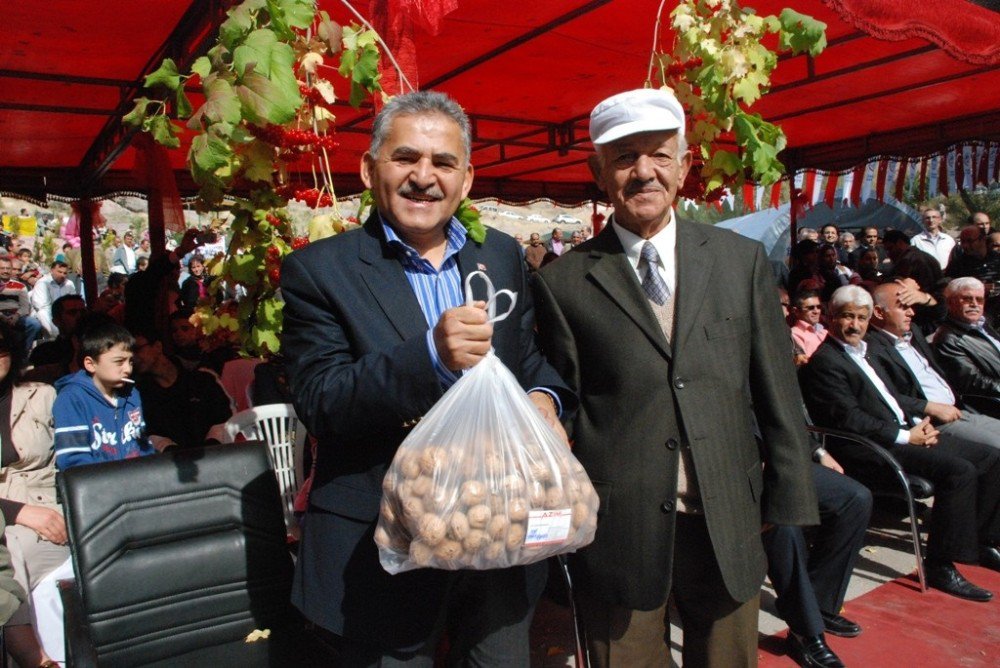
[533,89,818,667]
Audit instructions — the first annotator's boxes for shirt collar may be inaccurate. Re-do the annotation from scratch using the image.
[793,320,824,334]
[381,214,467,269]
[877,327,912,347]
[611,210,677,275]
[833,336,867,357]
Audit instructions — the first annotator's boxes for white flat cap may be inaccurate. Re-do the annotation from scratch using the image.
[589,88,686,145]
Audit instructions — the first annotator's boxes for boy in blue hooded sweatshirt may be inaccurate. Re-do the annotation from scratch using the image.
[53,322,153,470]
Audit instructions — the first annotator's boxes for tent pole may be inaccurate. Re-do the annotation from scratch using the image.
[79,199,97,306]
[788,166,798,254]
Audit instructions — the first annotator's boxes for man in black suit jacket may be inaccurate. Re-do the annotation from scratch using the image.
[534,88,818,667]
[281,91,573,664]
[800,285,1000,602]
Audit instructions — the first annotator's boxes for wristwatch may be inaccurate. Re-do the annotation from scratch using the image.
[812,447,828,463]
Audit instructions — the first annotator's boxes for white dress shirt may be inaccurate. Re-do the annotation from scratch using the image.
[879,329,955,405]
[612,211,677,295]
[839,338,912,445]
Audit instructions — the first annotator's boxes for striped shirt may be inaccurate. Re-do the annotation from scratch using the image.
[382,216,465,387]
[381,216,562,414]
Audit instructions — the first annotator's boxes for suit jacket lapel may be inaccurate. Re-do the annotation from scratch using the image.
[586,227,672,359]
[357,214,429,341]
[673,221,714,354]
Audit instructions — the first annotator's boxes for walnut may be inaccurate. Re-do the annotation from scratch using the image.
[572,501,590,529]
[467,504,492,529]
[484,541,506,563]
[447,511,470,541]
[419,446,447,475]
[411,475,433,498]
[433,539,463,565]
[401,497,425,522]
[417,514,447,546]
[529,462,552,483]
[487,514,510,541]
[528,481,546,507]
[459,480,487,507]
[462,529,488,553]
[410,541,434,567]
[505,523,526,551]
[399,454,422,480]
[545,486,566,510]
[508,497,529,523]
[501,475,527,496]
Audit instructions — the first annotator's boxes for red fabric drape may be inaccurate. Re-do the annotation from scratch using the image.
[823,0,1000,65]
[823,172,839,209]
[131,133,185,237]
[370,0,459,97]
[894,161,908,201]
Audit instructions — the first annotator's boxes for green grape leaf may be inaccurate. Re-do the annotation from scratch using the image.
[144,59,180,91]
[219,0,264,50]
[236,71,298,125]
[202,76,243,125]
[266,0,315,37]
[709,150,741,176]
[190,132,232,177]
[357,189,374,222]
[243,140,276,183]
[175,87,193,120]
[456,198,486,244]
[190,56,212,80]
[348,43,381,107]
[147,114,180,148]
[122,97,151,127]
[778,9,827,56]
[732,69,769,106]
[228,250,264,285]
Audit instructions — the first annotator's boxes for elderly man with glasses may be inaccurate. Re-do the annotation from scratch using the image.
[933,278,1000,398]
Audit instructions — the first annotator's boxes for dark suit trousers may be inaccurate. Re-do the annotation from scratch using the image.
[892,434,1000,563]
[765,464,872,636]
[577,513,759,668]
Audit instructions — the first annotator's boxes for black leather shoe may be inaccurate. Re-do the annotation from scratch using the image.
[820,611,861,638]
[787,633,845,668]
[925,562,993,602]
[979,546,1000,573]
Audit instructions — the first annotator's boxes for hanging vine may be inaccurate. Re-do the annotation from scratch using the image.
[124,0,383,355]
[649,0,827,201]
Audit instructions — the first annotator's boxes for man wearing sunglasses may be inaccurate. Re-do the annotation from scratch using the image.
[933,277,1000,398]
[790,290,827,362]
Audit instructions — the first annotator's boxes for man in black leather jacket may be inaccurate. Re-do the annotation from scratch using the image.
[934,277,1000,398]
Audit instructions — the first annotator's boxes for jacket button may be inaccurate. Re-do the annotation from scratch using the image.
[660,500,674,513]
[666,438,679,450]
[673,378,685,389]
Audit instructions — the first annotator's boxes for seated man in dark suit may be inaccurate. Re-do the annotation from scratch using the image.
[867,282,1000,449]
[764,436,871,668]
[882,230,946,334]
[933,277,1000,398]
[800,285,1000,601]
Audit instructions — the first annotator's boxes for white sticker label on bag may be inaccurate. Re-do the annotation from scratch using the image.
[525,509,572,546]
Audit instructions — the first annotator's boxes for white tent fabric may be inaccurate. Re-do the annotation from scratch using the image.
[716,198,923,262]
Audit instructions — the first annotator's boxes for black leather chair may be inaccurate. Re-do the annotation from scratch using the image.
[807,425,933,592]
[57,442,330,667]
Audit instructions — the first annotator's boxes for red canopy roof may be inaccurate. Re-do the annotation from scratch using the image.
[1,0,998,204]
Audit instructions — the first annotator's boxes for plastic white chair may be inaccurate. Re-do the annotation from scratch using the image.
[223,403,306,528]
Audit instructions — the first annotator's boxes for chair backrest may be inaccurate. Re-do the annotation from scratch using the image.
[58,443,296,666]
[223,403,305,527]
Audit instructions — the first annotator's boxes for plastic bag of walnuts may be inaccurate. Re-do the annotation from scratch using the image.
[375,276,598,574]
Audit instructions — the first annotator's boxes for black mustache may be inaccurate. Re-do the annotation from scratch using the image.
[398,185,444,200]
